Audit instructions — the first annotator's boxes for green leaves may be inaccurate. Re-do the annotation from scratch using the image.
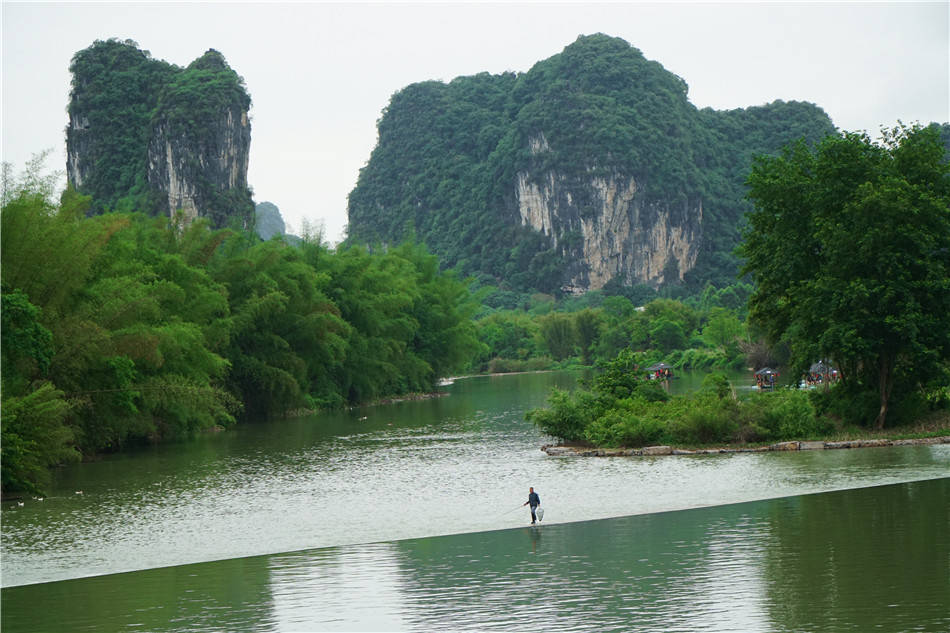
[0,383,78,494]
[743,125,950,428]
[701,308,746,351]
[1,172,484,492]
[1,289,54,384]
[212,238,346,417]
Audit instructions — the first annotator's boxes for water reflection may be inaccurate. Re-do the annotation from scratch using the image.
[265,479,948,633]
[385,508,777,632]
[4,372,950,589]
[6,479,945,632]
[762,480,950,632]
[269,545,409,632]
[0,556,279,633]
[3,372,949,591]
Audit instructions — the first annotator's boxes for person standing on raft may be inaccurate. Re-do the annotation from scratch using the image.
[523,487,541,524]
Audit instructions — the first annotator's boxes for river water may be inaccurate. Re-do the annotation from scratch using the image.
[2,371,948,631]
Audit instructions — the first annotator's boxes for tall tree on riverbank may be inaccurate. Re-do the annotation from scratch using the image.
[742,124,950,428]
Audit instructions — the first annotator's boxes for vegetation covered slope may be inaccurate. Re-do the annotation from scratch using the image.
[347,34,836,293]
[67,39,254,228]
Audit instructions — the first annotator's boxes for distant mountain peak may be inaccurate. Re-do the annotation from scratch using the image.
[346,34,835,293]
[66,39,254,229]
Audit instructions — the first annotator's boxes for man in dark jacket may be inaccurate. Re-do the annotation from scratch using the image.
[523,487,541,524]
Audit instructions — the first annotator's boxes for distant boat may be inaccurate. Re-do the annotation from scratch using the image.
[645,363,674,380]
[437,378,455,387]
[809,361,834,374]
[804,360,839,387]
[754,367,779,390]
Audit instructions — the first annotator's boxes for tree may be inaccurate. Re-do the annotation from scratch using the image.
[211,236,345,417]
[390,241,483,381]
[742,125,950,428]
[572,308,603,364]
[649,318,687,353]
[1,383,78,493]
[537,312,577,361]
[701,307,745,351]
[474,310,541,362]
[1,289,54,388]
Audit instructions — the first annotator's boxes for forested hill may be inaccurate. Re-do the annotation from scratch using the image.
[347,34,836,293]
[66,39,254,229]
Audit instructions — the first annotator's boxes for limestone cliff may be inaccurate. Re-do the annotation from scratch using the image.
[346,34,836,293]
[515,159,702,291]
[66,40,254,229]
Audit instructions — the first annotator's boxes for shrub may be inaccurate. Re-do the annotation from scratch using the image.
[526,388,596,442]
[1,382,79,493]
[925,385,950,411]
[583,409,667,447]
[740,390,830,441]
[701,372,733,399]
[669,396,738,444]
[770,390,826,438]
[632,380,671,403]
[810,382,878,426]
[591,348,643,398]
[487,356,553,373]
[675,347,724,370]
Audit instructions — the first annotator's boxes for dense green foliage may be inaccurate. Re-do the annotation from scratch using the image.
[347,33,836,293]
[525,125,950,445]
[470,283,754,374]
[66,39,174,215]
[1,163,480,494]
[526,354,833,448]
[742,125,950,429]
[67,39,254,227]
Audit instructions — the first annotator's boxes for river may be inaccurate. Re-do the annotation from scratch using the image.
[2,371,948,631]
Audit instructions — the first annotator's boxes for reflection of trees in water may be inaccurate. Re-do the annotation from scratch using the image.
[762,478,950,632]
[1,556,276,632]
[15,481,943,632]
[387,507,773,631]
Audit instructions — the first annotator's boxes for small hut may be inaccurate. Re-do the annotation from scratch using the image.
[645,362,674,380]
[806,360,838,386]
[754,367,779,390]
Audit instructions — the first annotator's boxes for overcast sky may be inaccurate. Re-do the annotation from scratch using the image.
[2,1,948,242]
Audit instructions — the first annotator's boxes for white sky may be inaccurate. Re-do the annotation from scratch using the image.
[2,1,948,243]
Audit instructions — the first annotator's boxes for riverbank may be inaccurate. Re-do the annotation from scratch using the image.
[542,435,950,456]
[5,370,949,592]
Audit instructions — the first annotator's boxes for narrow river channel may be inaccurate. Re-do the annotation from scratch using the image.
[2,372,948,631]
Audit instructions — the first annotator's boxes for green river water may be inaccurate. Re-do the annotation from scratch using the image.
[2,371,948,631]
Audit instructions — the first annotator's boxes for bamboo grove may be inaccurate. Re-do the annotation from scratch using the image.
[1,164,481,493]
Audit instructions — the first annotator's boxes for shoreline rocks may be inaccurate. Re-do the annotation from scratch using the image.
[541,436,950,457]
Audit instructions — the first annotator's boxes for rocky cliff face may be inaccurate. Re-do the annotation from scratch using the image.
[515,142,702,291]
[146,104,251,226]
[66,40,253,229]
[346,34,836,293]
